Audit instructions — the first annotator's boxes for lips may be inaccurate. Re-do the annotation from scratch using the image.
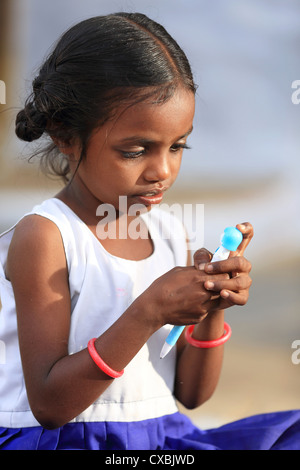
[132,188,166,205]
[136,193,163,205]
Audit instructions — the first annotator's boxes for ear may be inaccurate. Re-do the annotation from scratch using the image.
[50,136,78,156]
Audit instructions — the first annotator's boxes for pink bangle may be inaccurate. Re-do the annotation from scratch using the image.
[87,338,124,378]
[185,322,232,348]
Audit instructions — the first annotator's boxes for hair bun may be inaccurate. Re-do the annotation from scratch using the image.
[15,101,47,142]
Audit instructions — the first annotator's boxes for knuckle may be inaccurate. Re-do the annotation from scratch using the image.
[234,256,251,272]
[235,276,245,290]
[234,257,244,270]
[214,272,230,281]
[173,266,184,274]
[239,292,249,306]
[241,257,252,272]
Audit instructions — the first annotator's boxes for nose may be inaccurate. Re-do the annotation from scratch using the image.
[143,152,171,183]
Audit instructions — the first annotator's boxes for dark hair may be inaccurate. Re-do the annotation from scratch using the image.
[15,12,196,182]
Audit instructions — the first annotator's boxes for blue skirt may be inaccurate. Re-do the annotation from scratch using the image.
[1,410,300,450]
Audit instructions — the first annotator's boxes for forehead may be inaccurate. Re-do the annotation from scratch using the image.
[99,88,195,143]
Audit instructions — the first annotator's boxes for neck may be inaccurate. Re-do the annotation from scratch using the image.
[55,177,148,233]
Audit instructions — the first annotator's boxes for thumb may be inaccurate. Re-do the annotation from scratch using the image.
[193,248,212,270]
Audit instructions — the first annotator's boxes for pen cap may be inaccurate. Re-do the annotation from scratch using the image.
[220,227,243,251]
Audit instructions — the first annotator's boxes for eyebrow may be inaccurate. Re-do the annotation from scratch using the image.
[180,127,194,139]
[117,126,194,145]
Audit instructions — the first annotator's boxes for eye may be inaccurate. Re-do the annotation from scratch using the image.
[121,149,146,159]
[170,143,191,153]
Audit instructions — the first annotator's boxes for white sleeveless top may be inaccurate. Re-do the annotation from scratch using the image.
[0,198,188,428]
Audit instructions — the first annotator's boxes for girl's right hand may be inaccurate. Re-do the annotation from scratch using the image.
[139,265,225,329]
[139,221,253,330]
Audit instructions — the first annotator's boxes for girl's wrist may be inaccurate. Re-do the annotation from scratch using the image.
[191,309,225,342]
[126,296,162,336]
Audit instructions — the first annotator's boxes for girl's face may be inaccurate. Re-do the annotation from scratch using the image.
[68,87,195,213]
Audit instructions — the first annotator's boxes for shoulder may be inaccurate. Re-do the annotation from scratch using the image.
[9,213,64,257]
[6,214,67,282]
[14,212,62,236]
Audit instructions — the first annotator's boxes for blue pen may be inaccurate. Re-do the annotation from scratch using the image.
[160,226,243,359]
[160,325,185,359]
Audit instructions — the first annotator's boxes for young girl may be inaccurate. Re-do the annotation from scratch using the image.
[0,13,299,450]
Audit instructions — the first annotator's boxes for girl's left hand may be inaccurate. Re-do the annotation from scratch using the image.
[194,222,253,311]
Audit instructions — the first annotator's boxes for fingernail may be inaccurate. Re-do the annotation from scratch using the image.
[198,263,206,270]
[206,281,214,289]
[221,290,229,298]
[206,264,213,272]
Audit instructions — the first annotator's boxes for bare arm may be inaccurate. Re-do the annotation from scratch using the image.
[6,216,158,429]
[174,223,253,409]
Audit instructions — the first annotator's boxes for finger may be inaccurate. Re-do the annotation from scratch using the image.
[195,297,221,320]
[233,222,254,257]
[219,288,250,306]
[193,248,212,270]
[204,273,252,293]
[204,256,252,275]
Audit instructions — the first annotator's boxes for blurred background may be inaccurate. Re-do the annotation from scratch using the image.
[0,0,299,429]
